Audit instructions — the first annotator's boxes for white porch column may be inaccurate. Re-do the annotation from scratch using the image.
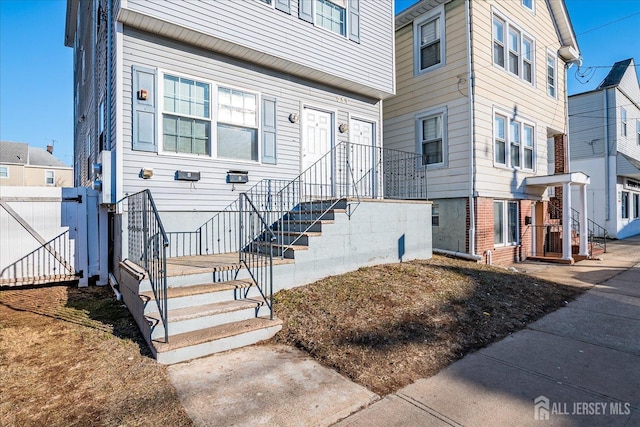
[562,182,573,261]
[579,184,589,256]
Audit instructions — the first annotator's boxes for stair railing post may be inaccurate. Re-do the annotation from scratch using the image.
[142,193,149,270]
[238,194,244,262]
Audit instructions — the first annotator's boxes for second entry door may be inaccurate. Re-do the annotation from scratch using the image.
[302,108,333,197]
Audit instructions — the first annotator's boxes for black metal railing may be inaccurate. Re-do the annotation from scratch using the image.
[126,189,169,342]
[239,193,275,317]
[0,230,75,286]
[547,201,608,258]
[528,224,564,257]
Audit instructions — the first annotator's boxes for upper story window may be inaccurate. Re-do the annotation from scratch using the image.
[316,0,346,36]
[621,107,627,136]
[636,120,640,144]
[417,109,446,167]
[493,13,534,85]
[0,166,8,178]
[547,53,557,98]
[45,170,55,186]
[494,111,535,171]
[522,0,534,12]
[414,8,445,75]
[217,87,258,161]
[162,74,211,156]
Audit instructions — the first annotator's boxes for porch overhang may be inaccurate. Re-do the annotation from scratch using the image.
[617,153,640,180]
[524,172,590,196]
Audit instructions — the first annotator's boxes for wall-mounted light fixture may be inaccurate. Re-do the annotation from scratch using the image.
[140,167,154,179]
[338,123,348,133]
[288,113,298,123]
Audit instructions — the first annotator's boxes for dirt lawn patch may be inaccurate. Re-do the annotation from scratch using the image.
[273,255,586,396]
[0,284,193,427]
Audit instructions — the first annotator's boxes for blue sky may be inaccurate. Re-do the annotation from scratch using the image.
[1,0,639,168]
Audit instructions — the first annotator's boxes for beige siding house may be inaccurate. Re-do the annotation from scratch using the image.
[0,141,73,188]
[386,0,587,265]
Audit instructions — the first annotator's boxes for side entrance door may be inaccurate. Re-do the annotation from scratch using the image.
[349,118,377,198]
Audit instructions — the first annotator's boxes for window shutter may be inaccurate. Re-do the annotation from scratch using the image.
[132,65,157,152]
[262,96,277,164]
[299,0,313,23]
[275,0,290,14]
[348,0,360,42]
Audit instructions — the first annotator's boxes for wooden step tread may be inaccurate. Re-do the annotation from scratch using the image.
[162,298,265,323]
[140,279,254,301]
[153,316,282,353]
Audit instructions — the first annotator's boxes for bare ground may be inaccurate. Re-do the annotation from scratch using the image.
[0,284,193,427]
[272,255,586,396]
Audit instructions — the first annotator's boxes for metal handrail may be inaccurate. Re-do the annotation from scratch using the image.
[548,201,608,257]
[239,193,276,318]
[125,189,169,342]
[0,230,75,285]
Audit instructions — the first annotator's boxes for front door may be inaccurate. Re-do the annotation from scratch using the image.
[349,118,376,198]
[302,108,333,197]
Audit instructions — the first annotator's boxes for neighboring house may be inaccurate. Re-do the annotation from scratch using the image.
[0,141,73,188]
[65,0,433,363]
[385,0,590,265]
[568,58,640,239]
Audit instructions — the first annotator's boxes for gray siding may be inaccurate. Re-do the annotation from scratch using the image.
[120,28,382,214]
[121,0,394,97]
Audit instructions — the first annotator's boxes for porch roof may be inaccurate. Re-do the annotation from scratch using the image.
[617,153,640,180]
[524,172,590,192]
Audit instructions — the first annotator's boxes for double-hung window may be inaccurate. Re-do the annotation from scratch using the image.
[45,170,55,186]
[547,53,557,98]
[494,200,519,245]
[636,120,640,145]
[315,0,346,36]
[432,203,440,226]
[0,166,8,178]
[622,191,630,219]
[493,13,534,84]
[494,111,535,170]
[217,87,258,161]
[414,8,444,74]
[419,113,444,166]
[163,74,211,155]
[621,107,627,137]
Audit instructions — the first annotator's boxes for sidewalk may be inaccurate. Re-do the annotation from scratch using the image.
[337,235,640,427]
[166,236,640,427]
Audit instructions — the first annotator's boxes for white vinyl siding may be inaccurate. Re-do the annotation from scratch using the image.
[414,7,445,75]
[493,12,534,85]
[494,200,518,245]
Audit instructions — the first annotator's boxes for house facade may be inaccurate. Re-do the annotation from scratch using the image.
[65,0,398,262]
[569,58,640,239]
[385,0,585,265]
[0,141,73,188]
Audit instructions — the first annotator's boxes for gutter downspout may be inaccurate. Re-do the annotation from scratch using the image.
[465,0,477,257]
[434,248,482,261]
[604,88,610,221]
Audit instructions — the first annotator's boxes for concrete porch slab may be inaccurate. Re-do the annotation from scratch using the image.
[166,344,378,426]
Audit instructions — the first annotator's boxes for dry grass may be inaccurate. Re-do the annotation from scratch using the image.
[273,255,586,396]
[0,284,193,427]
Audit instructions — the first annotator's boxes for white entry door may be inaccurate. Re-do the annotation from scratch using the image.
[349,118,377,198]
[302,108,333,197]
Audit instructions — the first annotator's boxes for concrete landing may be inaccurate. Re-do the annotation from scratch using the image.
[167,344,378,426]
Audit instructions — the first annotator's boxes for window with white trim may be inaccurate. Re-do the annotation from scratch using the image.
[162,74,211,155]
[0,166,8,178]
[547,53,557,98]
[494,200,519,245]
[621,107,627,137]
[622,191,629,219]
[45,170,55,186]
[432,203,439,226]
[217,87,258,161]
[414,9,444,73]
[522,0,534,12]
[493,13,534,84]
[494,112,535,170]
[316,0,346,36]
[419,112,444,166]
[636,120,640,145]
[634,193,639,218]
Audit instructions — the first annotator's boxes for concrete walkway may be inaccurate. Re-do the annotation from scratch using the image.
[167,236,640,427]
[338,236,640,427]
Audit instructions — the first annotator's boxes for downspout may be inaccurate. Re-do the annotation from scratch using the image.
[564,63,570,172]
[465,0,477,257]
[604,88,610,221]
[93,0,98,158]
[106,0,113,153]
